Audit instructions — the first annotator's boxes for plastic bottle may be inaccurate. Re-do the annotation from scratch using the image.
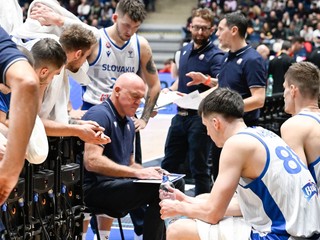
[266,74,274,97]
[159,175,178,227]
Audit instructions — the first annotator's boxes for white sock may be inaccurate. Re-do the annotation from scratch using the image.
[99,230,111,240]
[82,232,86,240]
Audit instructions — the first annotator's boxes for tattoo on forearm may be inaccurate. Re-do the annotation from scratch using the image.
[141,91,160,122]
[146,57,157,74]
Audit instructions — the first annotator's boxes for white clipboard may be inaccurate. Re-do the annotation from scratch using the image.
[133,173,185,184]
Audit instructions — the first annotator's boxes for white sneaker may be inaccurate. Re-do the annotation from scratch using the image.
[134,233,143,240]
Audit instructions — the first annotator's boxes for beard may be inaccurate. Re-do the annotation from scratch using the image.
[116,24,130,42]
[193,36,209,46]
[66,61,80,73]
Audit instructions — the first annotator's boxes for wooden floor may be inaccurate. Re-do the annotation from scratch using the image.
[140,114,174,163]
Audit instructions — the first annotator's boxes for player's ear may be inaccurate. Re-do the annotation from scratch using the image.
[74,50,82,60]
[112,13,118,23]
[212,117,220,130]
[231,25,238,36]
[39,67,48,78]
[289,84,297,98]
[114,86,121,97]
[209,25,215,35]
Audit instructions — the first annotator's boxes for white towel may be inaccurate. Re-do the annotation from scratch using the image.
[26,115,49,164]
[11,0,78,42]
[10,0,95,123]
[11,0,99,44]
[39,67,70,123]
[0,0,23,34]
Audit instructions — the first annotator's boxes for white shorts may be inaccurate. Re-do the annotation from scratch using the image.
[196,216,251,240]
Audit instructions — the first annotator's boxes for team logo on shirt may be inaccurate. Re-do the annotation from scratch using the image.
[128,49,134,58]
[302,180,318,201]
[106,42,112,56]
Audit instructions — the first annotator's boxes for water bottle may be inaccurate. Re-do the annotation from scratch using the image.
[159,175,178,227]
[266,74,273,97]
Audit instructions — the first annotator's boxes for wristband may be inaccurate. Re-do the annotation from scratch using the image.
[204,75,211,86]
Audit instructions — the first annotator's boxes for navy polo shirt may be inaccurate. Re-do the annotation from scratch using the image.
[0,27,27,84]
[82,98,135,184]
[178,40,224,94]
[218,45,266,121]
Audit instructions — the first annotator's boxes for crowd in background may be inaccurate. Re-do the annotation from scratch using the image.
[18,0,118,28]
[18,0,156,29]
[156,1,320,77]
[193,0,320,60]
[18,0,320,66]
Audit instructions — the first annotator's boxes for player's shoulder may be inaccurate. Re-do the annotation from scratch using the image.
[222,132,266,170]
[136,35,153,58]
[136,34,149,47]
[281,114,314,134]
[226,131,262,153]
[292,113,318,123]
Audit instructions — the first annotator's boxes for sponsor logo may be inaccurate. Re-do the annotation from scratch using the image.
[302,181,318,201]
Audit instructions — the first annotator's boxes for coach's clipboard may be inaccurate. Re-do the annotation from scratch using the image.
[133,173,185,184]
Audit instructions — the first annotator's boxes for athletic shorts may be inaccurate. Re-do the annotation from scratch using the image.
[196,216,251,240]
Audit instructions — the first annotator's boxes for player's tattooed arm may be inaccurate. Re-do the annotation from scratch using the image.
[139,38,161,125]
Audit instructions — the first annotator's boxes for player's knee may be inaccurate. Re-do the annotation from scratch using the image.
[166,220,183,240]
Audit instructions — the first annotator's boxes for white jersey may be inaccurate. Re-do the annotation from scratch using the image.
[297,110,320,188]
[83,29,140,105]
[236,127,320,239]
